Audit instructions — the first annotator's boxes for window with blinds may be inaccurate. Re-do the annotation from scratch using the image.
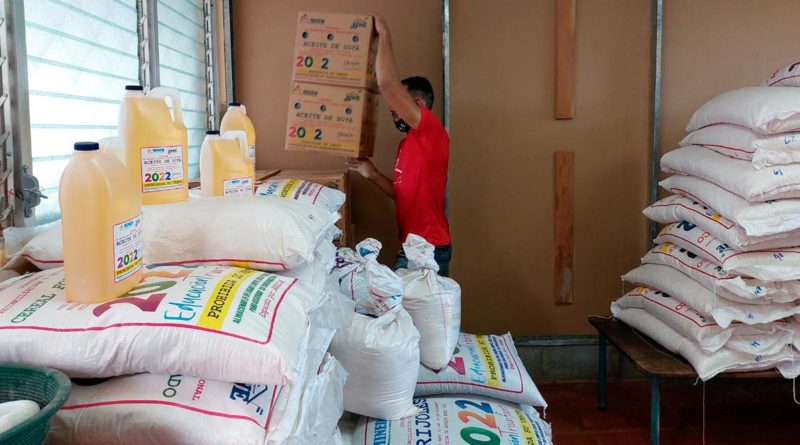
[157,0,208,180]
[24,0,139,223]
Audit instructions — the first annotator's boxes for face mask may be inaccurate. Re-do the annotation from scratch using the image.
[394,119,410,133]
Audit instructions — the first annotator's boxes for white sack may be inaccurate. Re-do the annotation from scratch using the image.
[642,243,800,304]
[15,222,62,270]
[611,305,792,381]
[656,221,800,282]
[415,333,547,408]
[330,239,403,317]
[50,374,281,445]
[50,355,348,445]
[0,265,334,384]
[762,61,800,87]
[3,222,56,259]
[643,194,800,251]
[354,396,552,445]
[397,234,461,370]
[257,178,346,213]
[661,174,800,237]
[329,307,420,420]
[16,197,339,272]
[278,239,337,292]
[662,146,800,202]
[615,286,791,355]
[143,197,338,271]
[680,123,800,168]
[274,353,348,445]
[623,263,800,328]
[686,87,800,134]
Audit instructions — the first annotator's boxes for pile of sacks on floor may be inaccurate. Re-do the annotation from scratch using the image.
[613,60,800,380]
[0,178,552,444]
[326,235,551,445]
[0,181,354,445]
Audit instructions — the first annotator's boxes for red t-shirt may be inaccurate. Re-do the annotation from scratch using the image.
[392,107,451,246]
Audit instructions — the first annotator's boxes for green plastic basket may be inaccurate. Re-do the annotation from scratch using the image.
[0,364,71,445]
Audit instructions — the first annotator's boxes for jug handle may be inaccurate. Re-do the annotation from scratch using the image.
[222,130,247,157]
[148,87,184,126]
[98,136,121,150]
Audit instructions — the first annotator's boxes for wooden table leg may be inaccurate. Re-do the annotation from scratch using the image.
[598,333,607,410]
[650,376,661,445]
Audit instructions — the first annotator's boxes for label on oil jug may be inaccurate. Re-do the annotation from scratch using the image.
[113,213,143,282]
[247,145,256,164]
[223,177,254,197]
[141,145,185,192]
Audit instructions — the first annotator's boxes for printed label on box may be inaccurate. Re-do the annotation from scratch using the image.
[223,177,253,197]
[141,146,184,192]
[113,213,143,282]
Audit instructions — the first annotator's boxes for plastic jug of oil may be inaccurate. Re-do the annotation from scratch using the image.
[200,130,255,197]
[119,85,189,204]
[220,102,256,165]
[98,136,125,164]
[60,142,143,303]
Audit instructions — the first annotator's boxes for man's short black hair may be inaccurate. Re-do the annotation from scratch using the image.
[401,76,434,109]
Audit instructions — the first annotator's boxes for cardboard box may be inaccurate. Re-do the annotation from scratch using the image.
[292,11,377,91]
[285,82,377,158]
[271,168,352,247]
[189,169,279,190]
[254,169,281,184]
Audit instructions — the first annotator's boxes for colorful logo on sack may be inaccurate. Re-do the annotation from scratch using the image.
[475,336,501,388]
[358,246,378,257]
[371,418,390,445]
[260,181,280,196]
[229,382,272,416]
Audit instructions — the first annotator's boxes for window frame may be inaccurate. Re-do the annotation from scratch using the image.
[4,0,228,226]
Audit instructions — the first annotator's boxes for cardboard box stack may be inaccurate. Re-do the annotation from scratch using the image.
[286,12,379,158]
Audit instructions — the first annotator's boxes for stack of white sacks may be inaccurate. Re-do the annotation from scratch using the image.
[612,60,800,380]
[0,181,355,444]
[326,235,553,444]
[0,176,554,444]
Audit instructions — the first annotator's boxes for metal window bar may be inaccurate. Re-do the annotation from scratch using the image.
[222,0,233,105]
[203,0,218,130]
[138,0,160,90]
[4,0,31,226]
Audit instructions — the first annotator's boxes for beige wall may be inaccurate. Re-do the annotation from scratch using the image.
[232,0,800,336]
[660,0,800,151]
[232,0,443,264]
[449,0,652,335]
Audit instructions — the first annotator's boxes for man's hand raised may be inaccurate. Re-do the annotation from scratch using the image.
[371,13,389,38]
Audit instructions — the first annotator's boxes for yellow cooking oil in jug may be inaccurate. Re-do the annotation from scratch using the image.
[60,142,143,303]
[200,130,255,197]
[119,85,189,204]
[220,102,256,165]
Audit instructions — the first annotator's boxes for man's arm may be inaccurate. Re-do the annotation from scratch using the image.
[346,158,394,198]
[373,14,421,129]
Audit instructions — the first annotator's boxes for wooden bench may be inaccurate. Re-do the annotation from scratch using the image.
[588,316,781,445]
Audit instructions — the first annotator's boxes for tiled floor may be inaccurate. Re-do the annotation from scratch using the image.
[538,379,800,444]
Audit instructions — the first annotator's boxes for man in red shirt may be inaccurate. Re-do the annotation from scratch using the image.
[346,14,452,276]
